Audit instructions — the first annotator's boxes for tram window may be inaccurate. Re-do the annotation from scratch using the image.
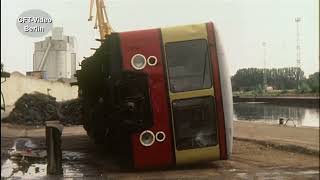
[165,39,212,92]
[172,96,218,150]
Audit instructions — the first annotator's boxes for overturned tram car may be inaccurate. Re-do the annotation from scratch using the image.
[75,22,233,169]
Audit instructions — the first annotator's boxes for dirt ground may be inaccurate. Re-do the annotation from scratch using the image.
[1,124,319,179]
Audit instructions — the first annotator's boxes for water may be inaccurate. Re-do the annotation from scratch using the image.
[233,102,319,127]
[1,151,87,178]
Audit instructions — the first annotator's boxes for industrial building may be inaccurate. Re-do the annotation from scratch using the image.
[32,27,77,80]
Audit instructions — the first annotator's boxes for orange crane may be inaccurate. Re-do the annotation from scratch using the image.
[88,0,113,41]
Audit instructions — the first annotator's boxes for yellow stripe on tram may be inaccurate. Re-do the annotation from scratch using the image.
[161,23,220,165]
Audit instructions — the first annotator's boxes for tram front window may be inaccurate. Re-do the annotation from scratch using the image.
[172,96,218,150]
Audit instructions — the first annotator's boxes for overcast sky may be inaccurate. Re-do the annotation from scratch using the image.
[1,0,319,76]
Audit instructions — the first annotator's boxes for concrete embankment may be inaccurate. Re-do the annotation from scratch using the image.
[234,121,319,155]
[233,96,319,107]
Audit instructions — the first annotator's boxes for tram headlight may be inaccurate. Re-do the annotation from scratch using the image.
[139,130,155,147]
[131,54,147,70]
[147,56,158,66]
[155,131,166,142]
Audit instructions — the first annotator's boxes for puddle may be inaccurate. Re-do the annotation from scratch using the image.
[1,156,86,178]
[2,138,87,178]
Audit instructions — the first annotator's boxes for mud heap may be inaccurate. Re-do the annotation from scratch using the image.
[2,92,82,126]
[59,99,82,126]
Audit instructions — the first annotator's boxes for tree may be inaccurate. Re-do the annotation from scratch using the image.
[231,67,305,91]
[306,72,319,93]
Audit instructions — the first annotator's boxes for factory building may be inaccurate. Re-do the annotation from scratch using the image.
[32,27,77,80]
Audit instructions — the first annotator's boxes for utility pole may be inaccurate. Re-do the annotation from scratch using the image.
[262,42,267,90]
[295,17,301,68]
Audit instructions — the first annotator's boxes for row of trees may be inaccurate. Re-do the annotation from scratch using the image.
[231,67,319,92]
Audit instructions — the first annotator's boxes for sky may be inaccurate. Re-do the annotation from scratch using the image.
[1,0,319,76]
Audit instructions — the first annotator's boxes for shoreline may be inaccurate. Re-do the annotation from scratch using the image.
[233,119,319,129]
[233,96,320,107]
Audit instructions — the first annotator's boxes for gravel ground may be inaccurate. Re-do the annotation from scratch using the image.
[1,124,319,179]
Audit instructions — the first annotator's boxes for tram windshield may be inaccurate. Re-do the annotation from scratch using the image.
[165,39,212,92]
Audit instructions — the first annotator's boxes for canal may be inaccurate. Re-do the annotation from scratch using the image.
[233,102,319,127]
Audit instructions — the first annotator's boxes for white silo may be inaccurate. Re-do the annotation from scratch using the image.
[32,27,77,80]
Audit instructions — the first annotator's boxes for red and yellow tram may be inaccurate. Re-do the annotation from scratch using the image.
[75,22,233,169]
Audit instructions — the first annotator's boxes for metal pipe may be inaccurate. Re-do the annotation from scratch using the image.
[46,121,64,175]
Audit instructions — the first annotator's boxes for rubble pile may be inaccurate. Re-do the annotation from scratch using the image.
[2,92,82,126]
[59,99,82,125]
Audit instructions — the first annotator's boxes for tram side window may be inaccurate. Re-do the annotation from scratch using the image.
[165,39,212,92]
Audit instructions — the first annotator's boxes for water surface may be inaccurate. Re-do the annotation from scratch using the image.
[233,102,319,127]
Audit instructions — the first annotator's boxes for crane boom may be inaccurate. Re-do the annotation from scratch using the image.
[88,0,113,40]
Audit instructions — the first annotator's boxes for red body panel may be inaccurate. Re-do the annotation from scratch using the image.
[119,29,175,169]
[206,22,227,160]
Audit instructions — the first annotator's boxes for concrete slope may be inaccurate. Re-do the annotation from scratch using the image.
[234,121,319,154]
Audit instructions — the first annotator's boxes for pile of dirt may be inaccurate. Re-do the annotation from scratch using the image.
[59,99,82,126]
[2,92,82,126]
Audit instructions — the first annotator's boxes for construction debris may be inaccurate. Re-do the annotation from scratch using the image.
[8,138,47,158]
[2,92,82,126]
